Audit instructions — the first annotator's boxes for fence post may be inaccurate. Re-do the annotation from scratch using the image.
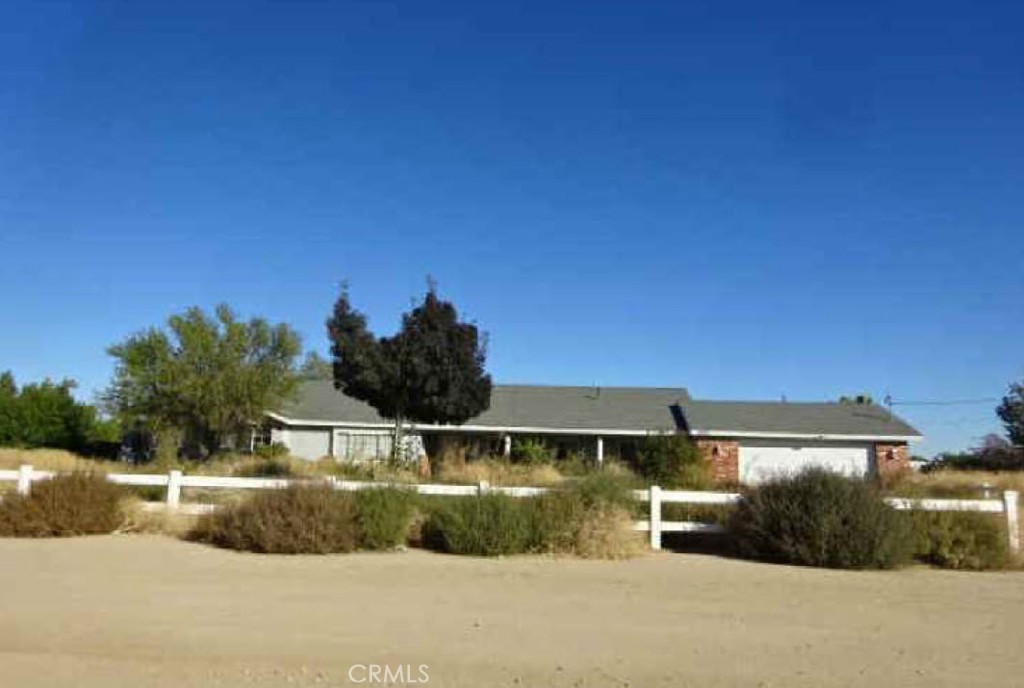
[16,464,32,496]
[649,485,662,550]
[477,480,490,496]
[1003,491,1020,554]
[167,470,183,509]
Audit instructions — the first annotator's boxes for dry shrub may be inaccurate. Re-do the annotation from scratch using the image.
[354,488,418,550]
[0,472,127,537]
[438,458,565,487]
[532,473,644,559]
[192,453,302,477]
[190,484,359,554]
[424,493,534,556]
[574,504,646,560]
[909,510,1010,570]
[730,469,914,570]
[422,472,645,558]
[232,457,297,478]
[329,460,420,484]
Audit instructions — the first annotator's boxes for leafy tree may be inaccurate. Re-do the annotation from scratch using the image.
[0,371,18,446]
[298,351,333,380]
[0,371,15,396]
[326,283,492,460]
[105,305,302,460]
[0,372,108,452]
[17,379,94,450]
[997,382,1024,446]
[839,394,874,405]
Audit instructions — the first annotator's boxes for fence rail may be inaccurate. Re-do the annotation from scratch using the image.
[1,465,1019,553]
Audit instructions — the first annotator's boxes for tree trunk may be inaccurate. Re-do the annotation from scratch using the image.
[392,414,404,464]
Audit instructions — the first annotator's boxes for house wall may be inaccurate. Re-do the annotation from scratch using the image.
[276,427,331,461]
[737,439,873,485]
[695,439,739,484]
[873,442,911,478]
[273,423,427,463]
[333,429,396,463]
[696,436,910,485]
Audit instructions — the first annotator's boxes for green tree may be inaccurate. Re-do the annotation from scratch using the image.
[298,351,333,380]
[326,283,492,460]
[996,382,1024,446]
[839,394,874,405]
[0,371,18,446]
[105,305,302,460]
[16,379,94,450]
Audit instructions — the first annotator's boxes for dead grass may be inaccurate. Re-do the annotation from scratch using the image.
[120,500,200,537]
[0,448,579,489]
[887,470,1024,568]
[573,505,646,560]
[0,447,133,473]
[889,469,1024,498]
[437,458,565,487]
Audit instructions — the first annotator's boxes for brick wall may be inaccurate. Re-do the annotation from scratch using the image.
[874,442,910,479]
[695,438,739,485]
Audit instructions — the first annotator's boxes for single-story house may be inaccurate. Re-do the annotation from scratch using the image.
[262,379,921,484]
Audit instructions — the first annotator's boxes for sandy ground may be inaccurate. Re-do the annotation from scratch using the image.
[1,537,1022,688]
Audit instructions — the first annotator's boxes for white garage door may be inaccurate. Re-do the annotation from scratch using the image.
[739,439,873,484]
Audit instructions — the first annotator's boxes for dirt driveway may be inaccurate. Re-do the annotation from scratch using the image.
[0,536,1021,687]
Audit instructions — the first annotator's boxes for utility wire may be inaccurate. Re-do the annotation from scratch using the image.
[889,398,1001,407]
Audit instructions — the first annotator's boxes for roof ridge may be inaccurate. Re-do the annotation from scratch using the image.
[495,383,688,391]
[687,399,880,407]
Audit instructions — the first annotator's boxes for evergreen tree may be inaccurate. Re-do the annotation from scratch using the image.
[327,283,492,459]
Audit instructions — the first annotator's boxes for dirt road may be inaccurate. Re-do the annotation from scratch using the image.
[0,536,1021,687]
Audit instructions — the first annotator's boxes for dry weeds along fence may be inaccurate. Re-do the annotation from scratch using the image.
[1,464,1019,554]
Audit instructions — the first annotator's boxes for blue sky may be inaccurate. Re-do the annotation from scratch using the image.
[2,1,1022,456]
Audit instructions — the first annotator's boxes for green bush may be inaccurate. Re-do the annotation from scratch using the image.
[729,469,914,569]
[0,472,126,537]
[531,489,590,552]
[910,511,1009,570]
[634,435,709,488]
[190,484,359,554]
[424,493,534,556]
[565,470,640,514]
[0,373,116,454]
[254,442,290,460]
[532,476,644,558]
[354,488,417,550]
[512,438,554,465]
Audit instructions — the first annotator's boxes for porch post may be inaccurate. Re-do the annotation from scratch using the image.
[503,434,512,458]
[596,436,604,465]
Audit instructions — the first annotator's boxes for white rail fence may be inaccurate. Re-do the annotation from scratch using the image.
[1,464,1019,554]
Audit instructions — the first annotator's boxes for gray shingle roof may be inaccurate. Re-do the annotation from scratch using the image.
[275,381,922,440]
[275,380,689,432]
[679,400,921,439]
